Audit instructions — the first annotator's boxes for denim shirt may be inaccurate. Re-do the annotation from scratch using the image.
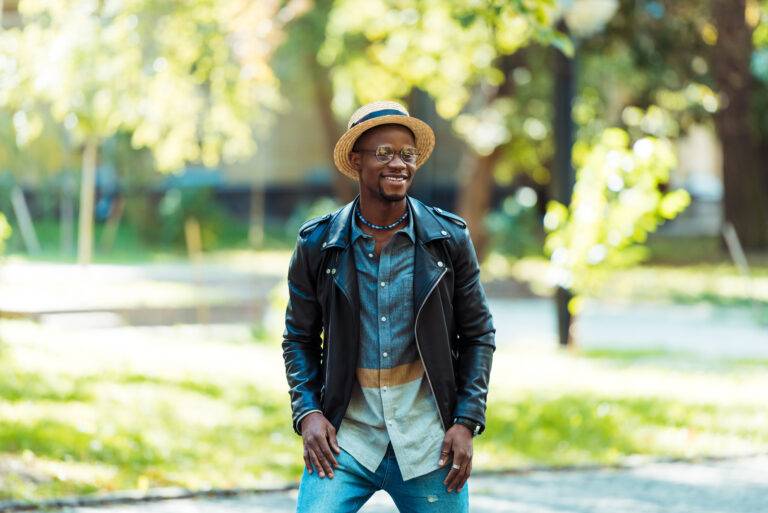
[335,201,445,481]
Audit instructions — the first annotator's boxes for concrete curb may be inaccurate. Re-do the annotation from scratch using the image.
[0,485,296,512]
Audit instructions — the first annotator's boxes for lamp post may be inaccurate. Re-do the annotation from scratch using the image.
[552,0,618,348]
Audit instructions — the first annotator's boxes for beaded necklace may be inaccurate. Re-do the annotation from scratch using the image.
[355,204,408,231]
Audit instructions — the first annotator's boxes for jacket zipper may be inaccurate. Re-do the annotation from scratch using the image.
[413,266,448,430]
[324,316,332,406]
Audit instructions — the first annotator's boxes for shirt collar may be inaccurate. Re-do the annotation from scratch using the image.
[350,198,415,244]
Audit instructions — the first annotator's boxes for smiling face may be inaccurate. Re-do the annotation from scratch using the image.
[350,124,417,203]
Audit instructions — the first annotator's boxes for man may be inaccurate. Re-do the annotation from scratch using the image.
[283,100,495,513]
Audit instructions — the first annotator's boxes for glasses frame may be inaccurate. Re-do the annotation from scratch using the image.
[354,145,420,165]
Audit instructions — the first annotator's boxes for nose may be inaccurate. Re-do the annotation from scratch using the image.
[388,153,407,170]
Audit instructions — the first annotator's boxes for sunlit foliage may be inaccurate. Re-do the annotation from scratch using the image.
[544,123,690,312]
[0,213,11,254]
[0,0,304,171]
[320,0,566,120]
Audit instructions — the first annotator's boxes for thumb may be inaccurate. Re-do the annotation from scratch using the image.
[328,426,341,454]
[438,436,453,466]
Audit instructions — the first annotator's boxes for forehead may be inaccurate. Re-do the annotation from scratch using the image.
[356,124,416,147]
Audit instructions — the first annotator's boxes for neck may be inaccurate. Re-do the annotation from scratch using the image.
[357,194,407,226]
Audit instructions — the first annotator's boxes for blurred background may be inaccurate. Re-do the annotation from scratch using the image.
[0,0,767,506]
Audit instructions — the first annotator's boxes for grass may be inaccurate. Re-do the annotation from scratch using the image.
[0,322,766,502]
[3,217,296,265]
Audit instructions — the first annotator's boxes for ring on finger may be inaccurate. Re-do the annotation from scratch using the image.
[451,463,461,470]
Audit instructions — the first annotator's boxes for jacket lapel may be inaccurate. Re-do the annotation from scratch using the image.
[321,195,451,318]
[323,200,359,313]
[408,196,452,314]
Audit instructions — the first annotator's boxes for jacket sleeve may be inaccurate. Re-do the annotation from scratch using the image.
[450,226,495,434]
[282,234,324,435]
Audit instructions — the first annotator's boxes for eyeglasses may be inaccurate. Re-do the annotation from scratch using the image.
[354,145,419,164]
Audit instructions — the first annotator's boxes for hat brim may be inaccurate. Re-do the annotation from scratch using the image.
[333,115,435,180]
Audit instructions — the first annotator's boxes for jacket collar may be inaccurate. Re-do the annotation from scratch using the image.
[322,195,450,251]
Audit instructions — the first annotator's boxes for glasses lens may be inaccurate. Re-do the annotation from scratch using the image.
[401,147,418,163]
[375,146,395,162]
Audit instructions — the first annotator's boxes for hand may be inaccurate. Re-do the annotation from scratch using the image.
[300,412,340,479]
[438,424,473,493]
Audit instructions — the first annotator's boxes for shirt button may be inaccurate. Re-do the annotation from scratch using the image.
[368,253,374,258]
[441,230,448,236]
[382,352,388,358]
[382,386,388,392]
[322,242,327,247]
[388,420,394,426]
[381,316,387,322]
[380,281,386,287]
[437,261,444,267]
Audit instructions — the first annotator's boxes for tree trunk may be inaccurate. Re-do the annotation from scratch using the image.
[455,53,521,262]
[309,55,356,203]
[60,172,75,256]
[711,0,768,249]
[77,137,98,264]
[456,146,504,261]
[10,185,41,255]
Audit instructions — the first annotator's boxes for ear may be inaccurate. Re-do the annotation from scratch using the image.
[349,151,362,171]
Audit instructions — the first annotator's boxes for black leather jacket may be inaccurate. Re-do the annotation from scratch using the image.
[282,195,495,436]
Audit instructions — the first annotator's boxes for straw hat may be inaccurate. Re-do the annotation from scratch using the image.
[333,100,435,180]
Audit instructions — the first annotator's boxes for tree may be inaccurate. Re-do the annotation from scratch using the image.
[0,0,303,263]
[581,0,768,249]
[712,0,768,248]
[0,213,10,255]
[276,0,356,203]
[544,124,690,344]
[319,0,569,258]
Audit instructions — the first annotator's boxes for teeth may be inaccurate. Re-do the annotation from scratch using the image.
[384,176,405,182]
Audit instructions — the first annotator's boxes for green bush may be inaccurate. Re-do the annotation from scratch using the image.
[284,196,342,241]
[125,187,246,251]
[0,212,11,254]
[487,187,545,258]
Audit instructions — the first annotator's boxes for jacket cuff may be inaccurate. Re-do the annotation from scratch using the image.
[293,409,322,435]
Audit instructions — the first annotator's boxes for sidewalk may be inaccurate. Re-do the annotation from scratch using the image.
[49,455,768,513]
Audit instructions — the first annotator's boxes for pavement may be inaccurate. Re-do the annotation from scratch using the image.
[49,455,768,513]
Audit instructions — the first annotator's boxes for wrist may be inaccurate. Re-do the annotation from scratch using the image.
[299,410,322,431]
[452,416,481,437]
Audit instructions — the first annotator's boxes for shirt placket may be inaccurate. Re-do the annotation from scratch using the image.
[379,236,401,437]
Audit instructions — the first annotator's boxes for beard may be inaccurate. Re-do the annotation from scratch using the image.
[378,186,407,202]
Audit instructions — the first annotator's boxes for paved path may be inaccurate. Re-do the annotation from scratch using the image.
[491,298,768,358]
[54,456,768,513]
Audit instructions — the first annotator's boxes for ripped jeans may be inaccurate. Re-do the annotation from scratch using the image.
[295,444,469,513]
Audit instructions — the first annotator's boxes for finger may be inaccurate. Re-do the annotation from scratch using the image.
[443,463,459,489]
[317,435,338,473]
[447,465,465,492]
[457,459,472,492]
[446,455,468,492]
[303,448,312,474]
[308,447,325,478]
[438,437,453,466]
[311,439,335,478]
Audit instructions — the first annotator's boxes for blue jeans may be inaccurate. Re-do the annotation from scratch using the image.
[296,444,469,513]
